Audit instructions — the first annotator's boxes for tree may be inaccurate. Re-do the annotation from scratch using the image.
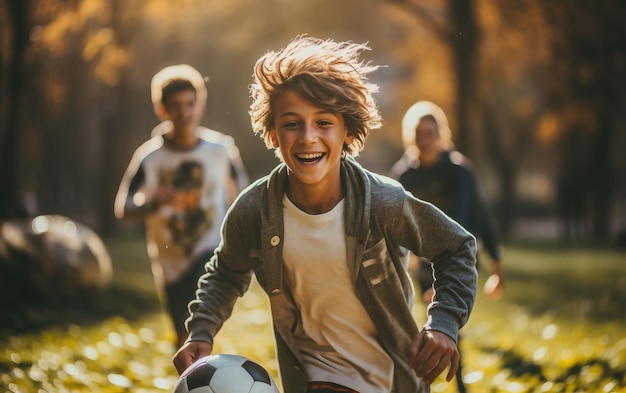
[543,0,626,242]
[13,0,135,231]
[475,1,555,236]
[0,0,30,219]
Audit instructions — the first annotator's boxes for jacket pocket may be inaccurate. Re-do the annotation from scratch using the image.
[361,238,395,286]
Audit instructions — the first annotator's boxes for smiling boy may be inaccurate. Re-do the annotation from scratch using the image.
[173,38,477,393]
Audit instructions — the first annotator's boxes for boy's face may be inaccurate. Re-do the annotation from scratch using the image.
[163,89,198,133]
[270,89,353,189]
[415,117,440,156]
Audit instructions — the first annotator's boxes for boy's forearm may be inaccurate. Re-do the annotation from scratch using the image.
[116,197,157,220]
[427,237,478,341]
[422,309,462,344]
[186,256,254,342]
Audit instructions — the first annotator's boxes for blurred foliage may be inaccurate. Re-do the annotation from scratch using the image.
[1,0,625,239]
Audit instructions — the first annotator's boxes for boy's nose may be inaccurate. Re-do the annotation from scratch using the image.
[300,123,318,143]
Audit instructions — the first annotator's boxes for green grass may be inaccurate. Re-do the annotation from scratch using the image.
[447,246,626,393]
[0,237,624,392]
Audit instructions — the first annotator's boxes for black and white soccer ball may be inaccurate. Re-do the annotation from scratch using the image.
[173,354,279,393]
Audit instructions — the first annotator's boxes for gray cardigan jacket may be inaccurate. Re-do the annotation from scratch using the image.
[186,158,477,393]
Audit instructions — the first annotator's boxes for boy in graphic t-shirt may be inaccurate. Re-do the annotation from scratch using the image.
[114,65,248,347]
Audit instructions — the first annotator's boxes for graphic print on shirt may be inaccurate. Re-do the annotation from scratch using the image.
[159,160,215,256]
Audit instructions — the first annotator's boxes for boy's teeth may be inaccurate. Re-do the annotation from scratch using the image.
[298,153,322,159]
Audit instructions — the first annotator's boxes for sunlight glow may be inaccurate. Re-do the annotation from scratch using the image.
[541,324,557,340]
[63,220,77,238]
[133,192,146,206]
[107,332,123,348]
[108,373,131,388]
[124,333,141,349]
[128,361,150,378]
[463,370,484,384]
[153,377,176,390]
[83,346,98,361]
[1,223,27,248]
[10,353,21,364]
[138,328,156,344]
[32,216,50,234]
[533,346,547,361]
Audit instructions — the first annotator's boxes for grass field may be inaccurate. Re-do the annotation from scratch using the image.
[0,237,624,392]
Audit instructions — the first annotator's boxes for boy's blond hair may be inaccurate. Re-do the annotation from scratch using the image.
[401,100,454,159]
[249,36,382,157]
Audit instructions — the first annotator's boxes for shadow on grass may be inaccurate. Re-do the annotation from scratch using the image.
[502,268,625,322]
[482,345,626,390]
[0,284,161,335]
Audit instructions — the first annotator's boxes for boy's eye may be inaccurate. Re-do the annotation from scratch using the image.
[280,118,335,129]
[284,121,300,129]
[318,120,333,127]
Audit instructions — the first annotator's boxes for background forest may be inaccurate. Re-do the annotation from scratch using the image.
[2,0,626,245]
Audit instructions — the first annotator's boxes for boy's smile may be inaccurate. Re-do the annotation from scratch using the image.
[270,89,353,214]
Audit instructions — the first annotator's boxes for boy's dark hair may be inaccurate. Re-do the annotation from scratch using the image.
[161,79,196,107]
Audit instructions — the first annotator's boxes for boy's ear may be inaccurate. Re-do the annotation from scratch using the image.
[155,104,169,121]
[269,130,280,148]
[344,129,355,145]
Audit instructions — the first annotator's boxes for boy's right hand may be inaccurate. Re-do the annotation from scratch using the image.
[409,330,458,384]
[173,341,213,375]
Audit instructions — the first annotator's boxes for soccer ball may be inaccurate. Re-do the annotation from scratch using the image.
[173,354,280,393]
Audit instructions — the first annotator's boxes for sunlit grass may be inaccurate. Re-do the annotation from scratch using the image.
[430,245,626,393]
[0,238,624,392]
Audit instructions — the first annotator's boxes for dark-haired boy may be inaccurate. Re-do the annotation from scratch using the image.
[114,65,248,346]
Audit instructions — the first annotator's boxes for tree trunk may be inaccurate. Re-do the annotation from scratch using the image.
[0,0,29,219]
[589,113,613,242]
[482,106,516,238]
[450,0,479,159]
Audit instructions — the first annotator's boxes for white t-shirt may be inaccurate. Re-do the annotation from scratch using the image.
[124,135,232,284]
[282,195,394,392]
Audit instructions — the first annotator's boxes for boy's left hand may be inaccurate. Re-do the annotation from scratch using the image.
[483,261,504,300]
[408,330,459,384]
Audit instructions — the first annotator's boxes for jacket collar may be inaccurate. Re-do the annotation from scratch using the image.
[342,157,370,244]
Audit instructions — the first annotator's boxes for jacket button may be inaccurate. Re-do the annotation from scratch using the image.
[270,235,280,246]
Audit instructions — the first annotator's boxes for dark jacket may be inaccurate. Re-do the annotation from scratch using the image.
[389,150,501,262]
